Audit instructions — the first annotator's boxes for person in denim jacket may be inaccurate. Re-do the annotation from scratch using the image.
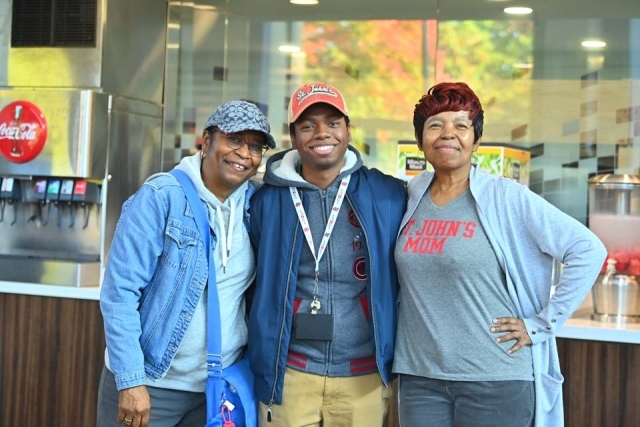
[97,101,275,427]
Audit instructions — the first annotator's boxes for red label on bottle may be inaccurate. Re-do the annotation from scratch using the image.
[0,101,48,164]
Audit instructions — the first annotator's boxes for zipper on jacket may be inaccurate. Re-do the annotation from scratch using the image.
[346,194,386,386]
[267,223,299,417]
[323,188,333,374]
[267,400,274,422]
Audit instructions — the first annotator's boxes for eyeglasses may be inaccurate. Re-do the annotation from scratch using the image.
[212,129,269,158]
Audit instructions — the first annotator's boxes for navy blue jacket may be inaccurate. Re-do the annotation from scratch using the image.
[247,165,407,406]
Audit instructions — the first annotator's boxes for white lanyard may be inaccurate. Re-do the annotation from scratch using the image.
[289,176,350,313]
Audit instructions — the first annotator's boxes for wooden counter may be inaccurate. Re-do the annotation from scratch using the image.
[1,284,638,427]
[383,337,640,427]
[0,292,105,427]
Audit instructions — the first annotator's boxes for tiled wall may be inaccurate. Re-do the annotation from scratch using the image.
[526,74,640,225]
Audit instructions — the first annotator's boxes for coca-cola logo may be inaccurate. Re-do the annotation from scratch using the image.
[0,123,39,140]
[0,101,48,164]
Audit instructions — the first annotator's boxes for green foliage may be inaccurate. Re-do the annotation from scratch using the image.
[300,19,534,173]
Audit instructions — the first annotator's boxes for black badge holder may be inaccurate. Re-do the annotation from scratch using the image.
[294,311,334,341]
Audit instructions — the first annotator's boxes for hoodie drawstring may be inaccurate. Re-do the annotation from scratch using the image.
[215,199,235,274]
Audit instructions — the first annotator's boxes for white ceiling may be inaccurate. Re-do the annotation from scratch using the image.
[225,0,640,21]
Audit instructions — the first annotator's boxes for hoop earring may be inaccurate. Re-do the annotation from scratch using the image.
[201,151,206,160]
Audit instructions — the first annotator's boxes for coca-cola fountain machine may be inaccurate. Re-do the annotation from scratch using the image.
[0,95,104,287]
[0,91,162,287]
[0,0,166,287]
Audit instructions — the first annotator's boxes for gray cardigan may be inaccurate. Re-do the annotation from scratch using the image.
[401,165,607,427]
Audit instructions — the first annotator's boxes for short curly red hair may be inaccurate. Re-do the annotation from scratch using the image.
[413,82,484,143]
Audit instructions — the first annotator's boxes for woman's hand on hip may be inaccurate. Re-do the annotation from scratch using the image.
[118,385,151,427]
[490,317,532,354]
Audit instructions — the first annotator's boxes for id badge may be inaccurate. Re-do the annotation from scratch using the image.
[294,313,334,341]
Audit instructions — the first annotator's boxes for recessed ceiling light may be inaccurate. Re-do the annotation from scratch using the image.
[279,45,302,53]
[504,7,533,15]
[290,0,319,4]
[581,40,607,48]
[193,5,217,10]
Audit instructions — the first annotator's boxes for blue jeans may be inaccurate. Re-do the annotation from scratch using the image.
[97,366,206,427]
[398,375,534,427]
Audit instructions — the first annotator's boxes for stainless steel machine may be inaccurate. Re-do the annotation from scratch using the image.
[588,174,640,323]
[0,0,166,287]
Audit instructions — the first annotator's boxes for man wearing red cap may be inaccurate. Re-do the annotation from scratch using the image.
[247,82,407,426]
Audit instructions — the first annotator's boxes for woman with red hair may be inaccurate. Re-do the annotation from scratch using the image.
[392,82,606,426]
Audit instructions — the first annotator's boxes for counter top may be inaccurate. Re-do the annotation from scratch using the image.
[557,309,640,344]
[0,282,638,344]
[0,280,100,300]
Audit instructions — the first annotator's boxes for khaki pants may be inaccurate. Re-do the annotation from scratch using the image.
[259,367,391,427]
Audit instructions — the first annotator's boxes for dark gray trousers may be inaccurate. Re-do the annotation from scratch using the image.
[96,366,206,427]
[398,375,535,427]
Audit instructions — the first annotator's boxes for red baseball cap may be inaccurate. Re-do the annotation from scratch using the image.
[288,82,349,123]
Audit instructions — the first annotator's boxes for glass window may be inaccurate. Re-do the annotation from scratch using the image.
[163,1,640,224]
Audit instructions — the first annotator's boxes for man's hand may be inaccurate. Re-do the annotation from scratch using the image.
[118,385,151,427]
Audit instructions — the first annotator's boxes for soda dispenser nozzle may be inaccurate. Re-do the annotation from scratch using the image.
[71,180,101,229]
[24,179,48,226]
[0,177,21,225]
[44,179,61,227]
[57,179,75,227]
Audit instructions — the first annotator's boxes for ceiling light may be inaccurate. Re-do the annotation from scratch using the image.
[290,0,319,4]
[193,5,217,10]
[504,7,533,15]
[581,40,607,48]
[279,45,302,53]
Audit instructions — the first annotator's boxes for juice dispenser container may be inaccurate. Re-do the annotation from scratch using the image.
[588,174,640,323]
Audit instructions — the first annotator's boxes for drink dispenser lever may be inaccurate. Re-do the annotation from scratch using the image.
[0,177,21,225]
[23,179,48,225]
[71,180,101,229]
[45,179,61,226]
[57,179,75,227]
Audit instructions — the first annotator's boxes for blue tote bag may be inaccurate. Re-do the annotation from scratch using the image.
[170,170,257,427]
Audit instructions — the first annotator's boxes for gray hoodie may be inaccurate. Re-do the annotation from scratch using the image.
[264,146,379,377]
[146,153,255,391]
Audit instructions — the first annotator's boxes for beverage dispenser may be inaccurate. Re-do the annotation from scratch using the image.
[0,0,165,288]
[0,91,162,287]
[588,174,640,323]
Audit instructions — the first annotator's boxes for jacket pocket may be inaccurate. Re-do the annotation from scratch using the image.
[539,371,564,413]
[162,219,199,270]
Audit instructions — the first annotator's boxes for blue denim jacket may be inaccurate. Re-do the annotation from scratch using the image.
[100,173,256,391]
